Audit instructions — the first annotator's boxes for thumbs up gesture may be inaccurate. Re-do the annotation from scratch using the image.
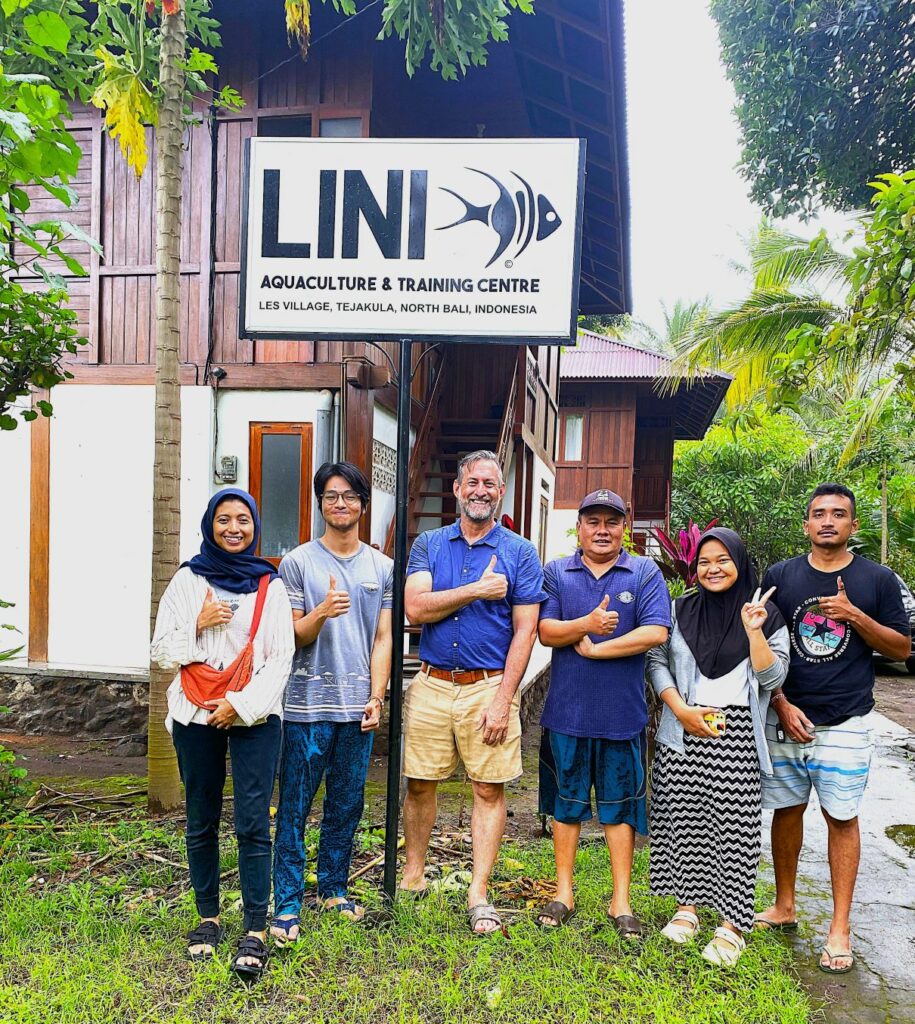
[817,575,856,623]
[475,554,509,601]
[585,594,619,636]
[196,587,233,633]
[321,573,351,618]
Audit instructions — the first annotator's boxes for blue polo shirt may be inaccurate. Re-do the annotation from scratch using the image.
[406,521,546,670]
[540,549,671,740]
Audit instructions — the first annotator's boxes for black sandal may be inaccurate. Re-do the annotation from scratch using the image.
[186,920,225,961]
[231,934,269,979]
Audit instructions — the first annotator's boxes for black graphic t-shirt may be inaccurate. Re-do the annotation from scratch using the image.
[762,554,909,726]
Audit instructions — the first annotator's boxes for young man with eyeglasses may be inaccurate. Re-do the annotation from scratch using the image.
[271,462,393,938]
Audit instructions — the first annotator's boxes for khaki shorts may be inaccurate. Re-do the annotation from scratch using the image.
[403,669,522,784]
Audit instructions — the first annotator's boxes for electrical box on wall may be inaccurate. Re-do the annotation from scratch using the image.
[219,456,238,483]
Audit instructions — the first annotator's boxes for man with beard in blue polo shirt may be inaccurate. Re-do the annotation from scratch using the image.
[536,489,670,936]
[401,450,545,936]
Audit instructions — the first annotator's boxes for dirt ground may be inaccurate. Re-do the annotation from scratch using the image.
[5,668,912,785]
[872,664,915,733]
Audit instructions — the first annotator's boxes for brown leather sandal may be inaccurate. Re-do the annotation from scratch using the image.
[535,900,576,928]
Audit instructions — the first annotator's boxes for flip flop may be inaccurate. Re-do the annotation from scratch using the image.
[819,944,855,974]
[269,915,300,948]
[535,900,576,929]
[754,914,798,931]
[320,896,366,922]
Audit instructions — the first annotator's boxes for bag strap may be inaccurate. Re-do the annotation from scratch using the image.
[248,574,271,641]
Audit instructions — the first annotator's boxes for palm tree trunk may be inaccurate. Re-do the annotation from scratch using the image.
[880,463,888,565]
[147,5,187,814]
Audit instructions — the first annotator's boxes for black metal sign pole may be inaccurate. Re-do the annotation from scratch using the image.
[383,337,413,903]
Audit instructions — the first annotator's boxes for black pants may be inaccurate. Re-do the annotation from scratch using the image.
[172,715,281,932]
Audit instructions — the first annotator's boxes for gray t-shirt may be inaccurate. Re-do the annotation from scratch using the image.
[279,540,394,723]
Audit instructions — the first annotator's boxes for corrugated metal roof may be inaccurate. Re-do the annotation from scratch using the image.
[562,330,690,380]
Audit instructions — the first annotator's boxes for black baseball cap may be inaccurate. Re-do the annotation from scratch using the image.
[578,488,627,516]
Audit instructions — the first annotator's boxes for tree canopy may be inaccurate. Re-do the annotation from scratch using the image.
[0,0,101,429]
[710,0,915,216]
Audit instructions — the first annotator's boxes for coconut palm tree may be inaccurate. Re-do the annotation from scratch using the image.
[671,218,915,566]
[670,220,851,411]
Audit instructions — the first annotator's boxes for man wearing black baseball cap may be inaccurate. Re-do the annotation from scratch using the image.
[535,487,671,936]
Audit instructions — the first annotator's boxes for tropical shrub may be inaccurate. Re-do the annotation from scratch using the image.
[651,519,718,588]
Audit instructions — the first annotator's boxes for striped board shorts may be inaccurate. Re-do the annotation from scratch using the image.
[761,716,873,821]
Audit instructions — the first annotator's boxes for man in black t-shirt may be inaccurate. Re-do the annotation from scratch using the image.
[754,483,909,975]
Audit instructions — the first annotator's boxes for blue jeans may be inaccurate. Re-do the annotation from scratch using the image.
[171,715,281,932]
[273,720,374,913]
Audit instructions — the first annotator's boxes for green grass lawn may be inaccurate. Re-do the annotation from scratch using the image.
[0,799,812,1024]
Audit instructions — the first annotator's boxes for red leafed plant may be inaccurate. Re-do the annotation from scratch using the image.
[651,518,718,587]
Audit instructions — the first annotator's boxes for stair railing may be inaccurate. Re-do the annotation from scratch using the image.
[496,351,520,483]
[383,345,449,556]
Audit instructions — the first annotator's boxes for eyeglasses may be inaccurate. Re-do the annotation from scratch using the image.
[321,490,363,506]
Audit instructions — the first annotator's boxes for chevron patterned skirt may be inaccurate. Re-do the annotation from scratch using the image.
[648,705,762,932]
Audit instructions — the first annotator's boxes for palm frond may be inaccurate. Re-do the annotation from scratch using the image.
[750,223,850,292]
[838,376,904,468]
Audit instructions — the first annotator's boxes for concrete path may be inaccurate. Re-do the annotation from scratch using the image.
[760,710,915,1024]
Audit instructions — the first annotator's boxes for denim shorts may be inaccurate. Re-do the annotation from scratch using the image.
[538,728,647,832]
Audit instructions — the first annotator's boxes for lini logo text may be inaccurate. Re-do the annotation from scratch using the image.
[261,167,562,268]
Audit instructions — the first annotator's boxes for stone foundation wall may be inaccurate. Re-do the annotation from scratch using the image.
[0,668,149,755]
[0,661,553,760]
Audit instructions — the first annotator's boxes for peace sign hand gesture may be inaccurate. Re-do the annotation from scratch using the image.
[741,586,776,635]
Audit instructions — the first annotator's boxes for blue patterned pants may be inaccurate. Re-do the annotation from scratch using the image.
[272,720,374,912]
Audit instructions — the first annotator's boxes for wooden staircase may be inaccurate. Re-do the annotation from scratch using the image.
[385,349,520,671]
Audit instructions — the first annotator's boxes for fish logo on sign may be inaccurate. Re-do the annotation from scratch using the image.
[437,168,562,268]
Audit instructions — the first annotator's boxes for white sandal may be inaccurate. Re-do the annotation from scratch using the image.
[701,926,746,966]
[660,910,700,944]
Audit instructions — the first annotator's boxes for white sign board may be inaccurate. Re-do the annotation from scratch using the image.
[240,138,585,344]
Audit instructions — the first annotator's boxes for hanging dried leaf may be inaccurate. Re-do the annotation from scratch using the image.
[91,47,158,177]
[285,0,311,59]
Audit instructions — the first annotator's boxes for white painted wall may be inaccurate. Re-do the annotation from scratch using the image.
[47,386,155,668]
[213,389,323,506]
[179,387,215,561]
[43,386,213,669]
[0,404,32,662]
[546,507,579,563]
[37,386,326,670]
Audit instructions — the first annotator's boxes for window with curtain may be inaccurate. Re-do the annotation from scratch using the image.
[563,413,584,461]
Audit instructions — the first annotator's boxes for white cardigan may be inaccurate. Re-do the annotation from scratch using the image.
[151,566,294,732]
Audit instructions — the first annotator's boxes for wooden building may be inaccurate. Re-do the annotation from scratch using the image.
[546,330,731,557]
[3,0,634,676]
